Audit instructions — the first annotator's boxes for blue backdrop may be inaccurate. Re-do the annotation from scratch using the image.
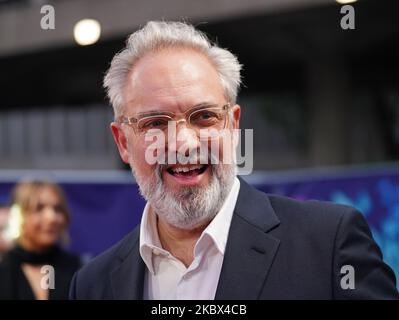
[1,167,398,286]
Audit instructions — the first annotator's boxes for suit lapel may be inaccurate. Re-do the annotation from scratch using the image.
[215,178,281,299]
[108,178,281,300]
[110,228,145,299]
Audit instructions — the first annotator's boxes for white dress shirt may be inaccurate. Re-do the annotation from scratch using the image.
[139,177,240,300]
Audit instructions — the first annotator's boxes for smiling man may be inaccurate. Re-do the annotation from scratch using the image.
[69,21,398,300]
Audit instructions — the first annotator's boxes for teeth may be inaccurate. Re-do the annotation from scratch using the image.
[171,165,203,173]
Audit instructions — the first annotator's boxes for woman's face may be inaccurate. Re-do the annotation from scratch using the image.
[21,187,67,250]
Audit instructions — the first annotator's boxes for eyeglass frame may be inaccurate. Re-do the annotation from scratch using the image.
[116,102,232,136]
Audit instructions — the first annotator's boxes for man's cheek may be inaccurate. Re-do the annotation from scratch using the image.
[213,137,234,165]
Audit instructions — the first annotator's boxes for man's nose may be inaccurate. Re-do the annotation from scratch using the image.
[169,120,200,155]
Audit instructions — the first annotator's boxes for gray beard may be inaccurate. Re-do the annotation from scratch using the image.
[132,163,236,230]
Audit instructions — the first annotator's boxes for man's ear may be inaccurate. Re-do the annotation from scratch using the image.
[232,104,241,130]
[110,122,130,164]
[231,104,241,149]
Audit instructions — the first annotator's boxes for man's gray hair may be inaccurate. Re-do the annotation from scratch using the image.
[103,21,242,117]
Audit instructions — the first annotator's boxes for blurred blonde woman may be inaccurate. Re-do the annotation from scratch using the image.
[0,180,81,300]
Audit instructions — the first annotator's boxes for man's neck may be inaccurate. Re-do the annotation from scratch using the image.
[156,216,209,268]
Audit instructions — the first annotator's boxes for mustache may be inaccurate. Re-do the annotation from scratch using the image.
[155,148,220,166]
[155,150,219,179]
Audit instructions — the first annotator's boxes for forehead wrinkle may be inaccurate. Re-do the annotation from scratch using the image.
[124,75,204,113]
[129,63,214,97]
[124,83,195,112]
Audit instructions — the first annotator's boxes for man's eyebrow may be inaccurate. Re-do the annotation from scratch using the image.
[137,110,170,116]
[189,101,218,109]
[195,101,218,106]
[133,101,219,116]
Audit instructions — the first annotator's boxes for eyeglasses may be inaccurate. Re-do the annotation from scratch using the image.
[117,103,231,139]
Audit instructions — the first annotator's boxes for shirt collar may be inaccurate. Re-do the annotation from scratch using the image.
[139,177,240,274]
[199,177,240,255]
[139,202,167,275]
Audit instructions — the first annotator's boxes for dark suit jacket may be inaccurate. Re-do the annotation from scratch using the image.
[69,178,399,299]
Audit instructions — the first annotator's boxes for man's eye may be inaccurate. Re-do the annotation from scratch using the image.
[140,118,168,130]
[149,120,163,127]
[191,111,220,126]
[200,112,214,119]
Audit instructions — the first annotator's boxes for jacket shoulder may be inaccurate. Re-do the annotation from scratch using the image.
[264,193,365,248]
[267,193,358,225]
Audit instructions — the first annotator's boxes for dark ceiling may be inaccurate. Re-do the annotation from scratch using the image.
[1,0,398,110]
